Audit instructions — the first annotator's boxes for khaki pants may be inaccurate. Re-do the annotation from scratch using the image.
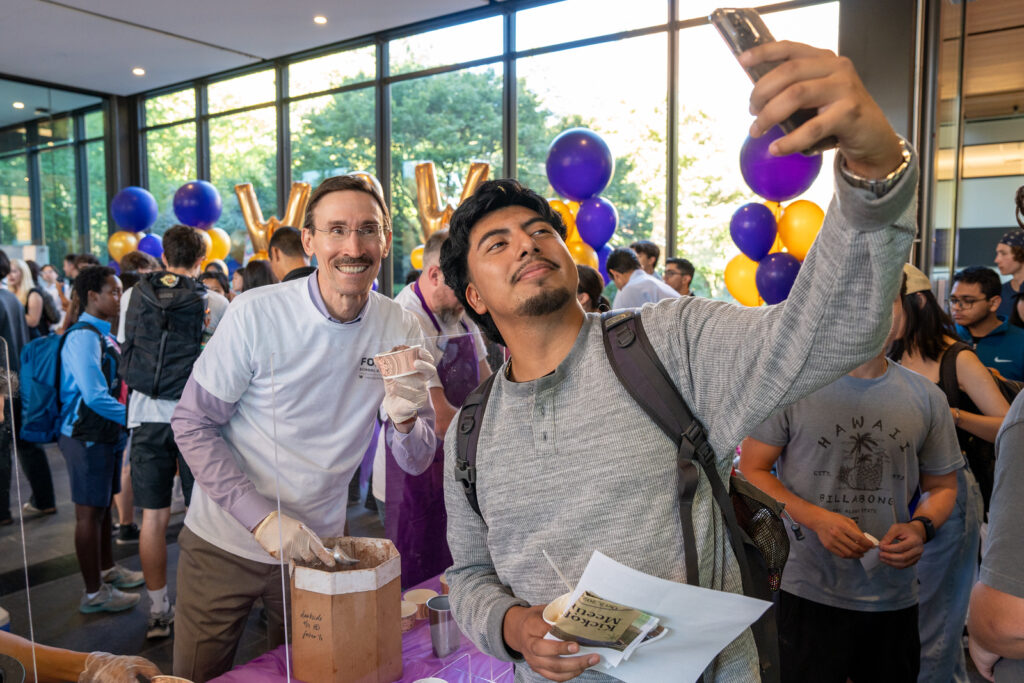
[173,526,291,682]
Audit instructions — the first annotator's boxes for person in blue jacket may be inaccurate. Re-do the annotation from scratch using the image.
[952,265,1024,382]
[59,266,144,614]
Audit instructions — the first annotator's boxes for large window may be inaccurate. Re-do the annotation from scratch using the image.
[0,155,30,245]
[136,0,839,296]
[0,103,105,270]
[391,65,504,284]
[517,34,668,250]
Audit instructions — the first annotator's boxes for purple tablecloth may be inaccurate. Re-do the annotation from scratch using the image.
[210,576,513,683]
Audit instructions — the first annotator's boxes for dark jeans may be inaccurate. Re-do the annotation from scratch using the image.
[778,590,920,683]
[0,398,56,519]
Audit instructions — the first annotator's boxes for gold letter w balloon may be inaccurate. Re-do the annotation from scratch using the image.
[414,162,489,241]
[234,182,311,260]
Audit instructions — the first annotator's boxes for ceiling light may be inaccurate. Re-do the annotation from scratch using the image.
[313,15,327,24]
[132,67,146,76]
[12,102,24,109]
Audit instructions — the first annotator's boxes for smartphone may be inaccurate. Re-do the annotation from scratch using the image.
[709,7,838,156]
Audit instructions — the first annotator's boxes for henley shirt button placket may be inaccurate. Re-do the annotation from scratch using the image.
[534,391,555,453]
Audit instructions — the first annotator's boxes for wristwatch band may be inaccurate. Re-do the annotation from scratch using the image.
[910,515,935,543]
[838,137,912,197]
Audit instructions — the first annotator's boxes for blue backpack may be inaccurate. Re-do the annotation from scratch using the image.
[19,323,103,443]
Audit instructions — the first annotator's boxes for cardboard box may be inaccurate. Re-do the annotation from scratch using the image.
[292,537,402,683]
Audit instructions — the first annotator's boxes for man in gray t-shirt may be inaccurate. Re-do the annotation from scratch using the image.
[968,392,1024,681]
[741,350,961,682]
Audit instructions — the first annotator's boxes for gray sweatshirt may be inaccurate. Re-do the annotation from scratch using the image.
[443,150,919,683]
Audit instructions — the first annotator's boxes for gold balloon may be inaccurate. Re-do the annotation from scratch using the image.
[777,199,825,262]
[567,238,599,270]
[349,172,384,199]
[415,161,490,240]
[235,181,311,261]
[567,201,580,215]
[768,234,785,255]
[549,199,579,243]
[410,244,425,270]
[725,253,762,307]
[207,227,231,261]
[107,231,139,262]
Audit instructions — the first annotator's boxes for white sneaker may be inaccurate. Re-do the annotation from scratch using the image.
[101,565,145,590]
[79,585,140,613]
[146,605,175,639]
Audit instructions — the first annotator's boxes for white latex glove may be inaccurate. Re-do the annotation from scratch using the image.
[382,346,435,425]
[253,510,335,567]
[79,652,160,682]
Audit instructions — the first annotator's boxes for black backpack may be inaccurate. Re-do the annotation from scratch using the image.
[120,271,207,400]
[454,310,788,683]
[939,342,1023,510]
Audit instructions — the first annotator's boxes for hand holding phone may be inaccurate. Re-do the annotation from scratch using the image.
[710,8,837,156]
[710,8,904,179]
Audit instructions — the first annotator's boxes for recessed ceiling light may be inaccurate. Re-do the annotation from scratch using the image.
[12,102,24,109]
[313,15,327,24]
[132,67,146,76]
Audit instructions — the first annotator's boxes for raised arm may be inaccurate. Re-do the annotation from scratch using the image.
[645,43,917,457]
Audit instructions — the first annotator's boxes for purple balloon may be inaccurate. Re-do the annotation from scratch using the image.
[730,203,777,262]
[755,252,801,305]
[597,244,613,285]
[110,186,158,232]
[740,126,822,202]
[576,197,618,250]
[224,256,241,276]
[173,180,222,227]
[137,233,163,259]
[546,128,615,201]
[107,260,121,275]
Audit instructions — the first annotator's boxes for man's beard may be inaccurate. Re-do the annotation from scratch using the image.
[515,287,573,317]
[437,306,462,326]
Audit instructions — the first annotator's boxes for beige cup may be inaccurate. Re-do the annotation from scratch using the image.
[403,588,438,620]
[401,600,418,633]
[542,592,574,626]
[374,345,422,378]
[439,573,449,595]
[152,677,194,683]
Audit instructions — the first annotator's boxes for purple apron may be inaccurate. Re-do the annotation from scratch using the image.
[385,282,480,588]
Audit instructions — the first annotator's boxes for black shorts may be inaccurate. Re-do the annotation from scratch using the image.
[58,435,121,508]
[130,422,194,510]
[778,590,919,683]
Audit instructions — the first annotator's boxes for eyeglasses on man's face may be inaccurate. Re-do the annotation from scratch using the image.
[664,269,683,278]
[948,296,989,309]
[309,223,384,241]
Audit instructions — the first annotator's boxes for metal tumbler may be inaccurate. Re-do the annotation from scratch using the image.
[426,595,460,658]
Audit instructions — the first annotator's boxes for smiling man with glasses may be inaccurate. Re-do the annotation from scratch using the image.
[169,174,439,681]
[950,265,1024,382]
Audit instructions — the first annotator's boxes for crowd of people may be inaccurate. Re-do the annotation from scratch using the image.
[0,37,1023,683]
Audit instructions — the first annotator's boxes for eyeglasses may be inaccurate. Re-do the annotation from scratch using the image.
[309,223,385,241]
[948,296,989,309]
[664,269,683,278]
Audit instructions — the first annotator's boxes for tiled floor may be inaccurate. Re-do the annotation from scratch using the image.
[0,444,383,677]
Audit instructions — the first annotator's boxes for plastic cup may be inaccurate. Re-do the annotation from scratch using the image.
[542,592,573,626]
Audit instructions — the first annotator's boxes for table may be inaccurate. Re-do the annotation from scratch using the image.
[210,576,513,683]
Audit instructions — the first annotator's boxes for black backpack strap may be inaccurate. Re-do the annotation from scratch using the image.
[938,342,971,409]
[601,310,778,683]
[601,310,702,585]
[454,371,498,517]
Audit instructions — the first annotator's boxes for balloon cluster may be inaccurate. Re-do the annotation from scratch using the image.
[545,128,617,283]
[725,126,825,306]
[107,181,230,270]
